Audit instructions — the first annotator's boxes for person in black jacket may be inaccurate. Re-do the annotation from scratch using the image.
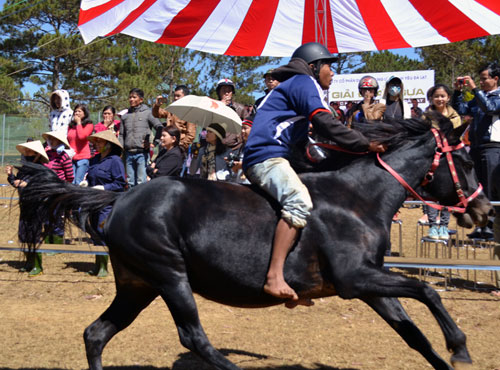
[147,126,183,178]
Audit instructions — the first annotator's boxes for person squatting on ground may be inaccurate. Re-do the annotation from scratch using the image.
[119,88,163,188]
[5,140,49,276]
[423,84,463,241]
[67,104,94,185]
[347,75,386,127]
[48,89,72,135]
[82,130,126,277]
[242,42,386,301]
[453,62,500,240]
[152,85,197,154]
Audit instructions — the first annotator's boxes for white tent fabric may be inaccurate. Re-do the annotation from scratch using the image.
[78,0,500,56]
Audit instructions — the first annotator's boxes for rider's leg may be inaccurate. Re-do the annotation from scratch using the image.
[264,219,299,300]
[246,157,312,301]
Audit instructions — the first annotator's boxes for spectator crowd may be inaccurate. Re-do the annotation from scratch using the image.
[4,43,500,295]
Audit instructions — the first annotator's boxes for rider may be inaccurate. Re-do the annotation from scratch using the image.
[243,42,386,301]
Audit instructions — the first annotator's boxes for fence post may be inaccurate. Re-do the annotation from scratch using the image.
[1,114,5,167]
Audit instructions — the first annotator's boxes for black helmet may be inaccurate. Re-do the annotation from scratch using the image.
[291,42,338,64]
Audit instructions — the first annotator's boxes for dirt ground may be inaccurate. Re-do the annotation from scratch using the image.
[0,185,499,369]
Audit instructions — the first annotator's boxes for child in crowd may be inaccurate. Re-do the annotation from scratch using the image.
[423,84,462,240]
[41,130,74,263]
[48,89,72,135]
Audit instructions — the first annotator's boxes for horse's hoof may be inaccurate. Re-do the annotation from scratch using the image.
[452,360,473,370]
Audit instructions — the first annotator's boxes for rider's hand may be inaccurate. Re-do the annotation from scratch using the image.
[368,141,386,153]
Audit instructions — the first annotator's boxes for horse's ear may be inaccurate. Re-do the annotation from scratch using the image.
[448,122,469,144]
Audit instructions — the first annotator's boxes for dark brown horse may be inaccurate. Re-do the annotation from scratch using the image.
[18,115,491,370]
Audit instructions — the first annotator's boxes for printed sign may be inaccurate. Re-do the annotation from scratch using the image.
[328,70,435,108]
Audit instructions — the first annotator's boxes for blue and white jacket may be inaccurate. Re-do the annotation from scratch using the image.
[453,87,500,149]
[243,58,370,171]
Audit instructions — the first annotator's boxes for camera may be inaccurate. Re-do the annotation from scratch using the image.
[457,78,464,85]
[226,152,240,168]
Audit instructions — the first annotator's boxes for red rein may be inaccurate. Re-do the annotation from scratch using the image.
[306,128,482,214]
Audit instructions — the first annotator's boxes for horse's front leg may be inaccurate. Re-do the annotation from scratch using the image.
[362,296,454,370]
[332,265,471,369]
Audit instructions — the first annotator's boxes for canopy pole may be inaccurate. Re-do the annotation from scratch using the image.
[314,0,328,47]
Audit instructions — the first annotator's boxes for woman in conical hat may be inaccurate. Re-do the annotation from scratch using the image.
[84,129,126,277]
[5,139,49,276]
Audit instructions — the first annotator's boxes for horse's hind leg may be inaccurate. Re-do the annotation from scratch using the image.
[159,281,240,370]
[333,266,471,368]
[362,296,454,370]
[84,284,158,370]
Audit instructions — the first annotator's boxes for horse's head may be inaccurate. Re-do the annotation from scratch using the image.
[420,115,492,228]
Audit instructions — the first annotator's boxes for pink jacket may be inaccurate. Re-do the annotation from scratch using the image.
[67,123,94,160]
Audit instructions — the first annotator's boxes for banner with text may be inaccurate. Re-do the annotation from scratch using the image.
[329,70,435,108]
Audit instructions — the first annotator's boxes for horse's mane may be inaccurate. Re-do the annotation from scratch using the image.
[291,111,454,173]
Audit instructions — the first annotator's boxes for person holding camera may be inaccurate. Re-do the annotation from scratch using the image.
[453,62,500,239]
[226,116,253,184]
[152,85,197,153]
[147,126,183,179]
[119,88,163,188]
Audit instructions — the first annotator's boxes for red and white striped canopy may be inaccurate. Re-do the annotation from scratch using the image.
[78,0,500,56]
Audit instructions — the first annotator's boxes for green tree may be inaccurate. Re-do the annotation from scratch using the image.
[199,55,281,105]
[354,50,424,74]
[0,57,22,113]
[417,35,500,85]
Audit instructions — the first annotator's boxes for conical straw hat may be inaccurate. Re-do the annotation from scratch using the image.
[42,130,70,149]
[15,140,49,163]
[87,129,123,152]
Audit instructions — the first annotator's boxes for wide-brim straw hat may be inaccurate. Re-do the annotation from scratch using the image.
[87,129,123,152]
[15,140,49,163]
[42,130,70,149]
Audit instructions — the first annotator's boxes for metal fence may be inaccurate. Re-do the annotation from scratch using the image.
[0,113,101,167]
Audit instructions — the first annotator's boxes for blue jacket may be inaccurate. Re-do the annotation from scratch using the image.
[87,154,126,192]
[453,88,500,148]
[243,58,369,171]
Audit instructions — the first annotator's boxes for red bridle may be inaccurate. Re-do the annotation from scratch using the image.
[306,128,483,214]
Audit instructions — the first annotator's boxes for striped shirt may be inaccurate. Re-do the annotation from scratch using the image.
[45,149,74,182]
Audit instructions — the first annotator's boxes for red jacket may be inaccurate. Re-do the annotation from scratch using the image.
[67,123,94,160]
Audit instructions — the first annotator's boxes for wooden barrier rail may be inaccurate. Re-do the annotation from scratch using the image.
[1,244,499,271]
[0,243,108,255]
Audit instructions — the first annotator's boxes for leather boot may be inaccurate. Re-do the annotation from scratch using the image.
[20,252,35,272]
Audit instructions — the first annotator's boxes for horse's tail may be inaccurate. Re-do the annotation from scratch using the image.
[17,163,121,252]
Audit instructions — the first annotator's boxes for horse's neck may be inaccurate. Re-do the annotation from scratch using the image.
[314,137,436,220]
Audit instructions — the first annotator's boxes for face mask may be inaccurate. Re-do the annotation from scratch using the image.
[24,155,35,162]
[56,145,65,154]
[388,85,401,97]
[98,142,111,154]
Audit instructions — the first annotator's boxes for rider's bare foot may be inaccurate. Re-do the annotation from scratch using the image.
[263,276,298,300]
[491,290,500,297]
[285,298,314,309]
